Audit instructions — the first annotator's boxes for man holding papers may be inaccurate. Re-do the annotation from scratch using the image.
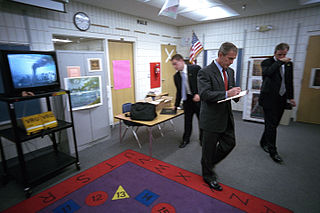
[198,42,241,191]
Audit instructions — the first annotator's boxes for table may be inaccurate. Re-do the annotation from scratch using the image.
[115,109,183,158]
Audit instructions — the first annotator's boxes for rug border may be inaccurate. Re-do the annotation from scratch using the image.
[3,149,293,213]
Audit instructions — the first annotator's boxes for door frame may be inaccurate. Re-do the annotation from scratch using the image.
[105,39,137,125]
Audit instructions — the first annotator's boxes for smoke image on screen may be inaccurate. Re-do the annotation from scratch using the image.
[7,54,57,88]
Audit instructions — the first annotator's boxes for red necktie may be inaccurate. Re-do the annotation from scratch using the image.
[222,69,228,91]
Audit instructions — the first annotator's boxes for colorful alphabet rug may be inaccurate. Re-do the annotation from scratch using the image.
[4,150,292,213]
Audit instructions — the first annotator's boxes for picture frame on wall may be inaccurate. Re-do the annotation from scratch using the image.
[88,58,102,72]
[64,75,103,111]
[252,59,263,76]
[250,93,264,119]
[309,68,320,89]
[252,79,262,90]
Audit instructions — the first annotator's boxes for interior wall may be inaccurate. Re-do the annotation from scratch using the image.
[178,6,320,116]
[1,0,319,159]
[0,0,179,159]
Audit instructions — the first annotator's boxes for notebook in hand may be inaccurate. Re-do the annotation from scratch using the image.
[160,108,177,115]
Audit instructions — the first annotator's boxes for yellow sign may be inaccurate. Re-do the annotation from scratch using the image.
[21,114,44,135]
[21,111,58,135]
[40,111,57,129]
[112,185,130,200]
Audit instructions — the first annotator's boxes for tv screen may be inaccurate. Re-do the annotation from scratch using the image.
[8,54,58,89]
[0,50,61,96]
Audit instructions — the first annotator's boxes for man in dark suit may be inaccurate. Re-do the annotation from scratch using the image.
[259,43,296,163]
[198,42,241,191]
[171,54,202,148]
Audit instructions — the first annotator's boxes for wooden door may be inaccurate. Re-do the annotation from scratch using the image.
[297,35,320,124]
[161,44,176,100]
[108,41,135,120]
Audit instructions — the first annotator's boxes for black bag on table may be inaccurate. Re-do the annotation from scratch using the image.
[130,102,157,121]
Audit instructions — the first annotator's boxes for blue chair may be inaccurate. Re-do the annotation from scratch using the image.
[122,103,143,148]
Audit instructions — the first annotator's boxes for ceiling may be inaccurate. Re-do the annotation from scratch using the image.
[73,0,320,27]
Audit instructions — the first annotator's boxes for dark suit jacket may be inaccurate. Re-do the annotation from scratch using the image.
[197,62,237,133]
[174,64,201,107]
[259,58,294,109]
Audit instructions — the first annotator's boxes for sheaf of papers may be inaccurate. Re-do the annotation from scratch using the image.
[217,90,248,103]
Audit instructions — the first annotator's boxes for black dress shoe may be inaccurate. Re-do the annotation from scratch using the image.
[260,141,269,153]
[270,153,283,163]
[179,141,189,148]
[204,179,223,191]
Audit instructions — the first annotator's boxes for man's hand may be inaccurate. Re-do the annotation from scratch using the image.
[289,99,296,107]
[227,87,241,97]
[22,91,35,97]
[279,57,291,63]
[193,94,200,102]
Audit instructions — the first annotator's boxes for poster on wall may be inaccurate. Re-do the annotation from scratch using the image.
[251,79,262,90]
[206,49,219,65]
[252,60,263,76]
[64,76,102,111]
[309,68,320,89]
[250,93,264,119]
[113,60,131,90]
[242,57,270,123]
[67,66,81,77]
[88,58,102,72]
[150,62,161,88]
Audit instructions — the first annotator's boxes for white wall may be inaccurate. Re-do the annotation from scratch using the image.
[1,0,319,159]
[0,0,179,159]
[178,6,320,114]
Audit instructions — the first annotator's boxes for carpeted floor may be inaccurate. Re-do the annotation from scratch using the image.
[0,111,320,212]
[3,150,292,213]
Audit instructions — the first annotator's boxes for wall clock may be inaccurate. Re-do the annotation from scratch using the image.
[73,12,90,31]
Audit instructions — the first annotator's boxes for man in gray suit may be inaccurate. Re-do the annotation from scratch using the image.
[198,42,241,191]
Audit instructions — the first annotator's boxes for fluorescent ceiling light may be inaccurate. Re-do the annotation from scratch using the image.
[153,0,239,21]
[181,5,238,21]
[178,0,219,12]
[52,38,72,43]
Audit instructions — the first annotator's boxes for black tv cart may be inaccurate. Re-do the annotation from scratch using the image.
[0,90,80,197]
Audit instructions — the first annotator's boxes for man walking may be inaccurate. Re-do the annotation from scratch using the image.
[198,42,241,191]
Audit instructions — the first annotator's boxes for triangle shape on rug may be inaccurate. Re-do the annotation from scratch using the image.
[112,185,130,200]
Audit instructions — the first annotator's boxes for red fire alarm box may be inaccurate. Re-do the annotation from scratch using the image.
[150,62,160,88]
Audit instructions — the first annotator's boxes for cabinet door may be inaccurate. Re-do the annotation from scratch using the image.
[56,51,110,153]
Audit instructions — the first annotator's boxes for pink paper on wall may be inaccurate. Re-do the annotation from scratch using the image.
[112,60,131,90]
[67,66,81,77]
